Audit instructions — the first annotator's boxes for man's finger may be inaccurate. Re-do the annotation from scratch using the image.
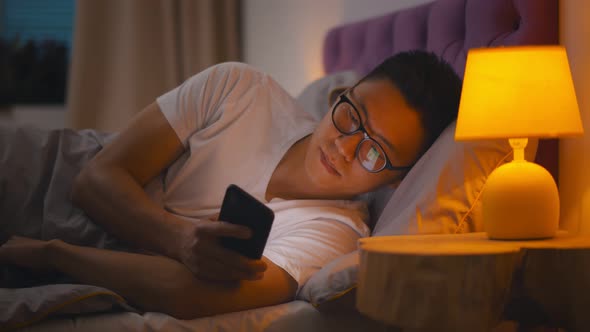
[196,221,252,239]
[192,256,263,281]
[198,242,267,274]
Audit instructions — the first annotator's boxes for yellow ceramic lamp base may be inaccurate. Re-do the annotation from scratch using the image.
[483,140,559,240]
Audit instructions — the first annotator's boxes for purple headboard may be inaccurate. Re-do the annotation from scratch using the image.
[322,0,559,182]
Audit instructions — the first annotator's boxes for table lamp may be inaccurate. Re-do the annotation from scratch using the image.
[455,46,583,240]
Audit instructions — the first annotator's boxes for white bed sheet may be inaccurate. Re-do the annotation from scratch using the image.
[17,300,385,332]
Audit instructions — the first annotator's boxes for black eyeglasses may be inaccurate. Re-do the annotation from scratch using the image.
[331,93,413,173]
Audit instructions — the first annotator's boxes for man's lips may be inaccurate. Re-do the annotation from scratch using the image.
[320,149,341,176]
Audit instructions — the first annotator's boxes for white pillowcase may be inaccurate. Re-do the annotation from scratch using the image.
[297,250,359,305]
[372,121,538,235]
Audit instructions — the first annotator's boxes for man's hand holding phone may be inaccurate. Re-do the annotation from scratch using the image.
[174,185,274,282]
[176,218,267,282]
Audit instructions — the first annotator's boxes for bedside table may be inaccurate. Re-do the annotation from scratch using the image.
[356,232,590,332]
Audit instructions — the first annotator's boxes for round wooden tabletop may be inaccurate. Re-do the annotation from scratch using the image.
[356,232,590,332]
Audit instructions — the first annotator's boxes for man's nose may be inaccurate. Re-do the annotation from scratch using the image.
[335,132,363,163]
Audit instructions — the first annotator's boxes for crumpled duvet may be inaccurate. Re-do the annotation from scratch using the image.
[0,125,136,331]
[0,284,138,331]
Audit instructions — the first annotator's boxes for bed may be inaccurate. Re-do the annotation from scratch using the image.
[8,0,558,331]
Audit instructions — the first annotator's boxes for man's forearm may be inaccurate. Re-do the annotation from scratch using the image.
[49,239,202,317]
[71,165,187,258]
[47,240,296,320]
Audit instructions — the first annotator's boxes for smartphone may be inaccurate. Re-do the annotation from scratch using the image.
[218,184,275,259]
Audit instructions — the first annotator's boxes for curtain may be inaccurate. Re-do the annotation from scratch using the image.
[66,0,241,131]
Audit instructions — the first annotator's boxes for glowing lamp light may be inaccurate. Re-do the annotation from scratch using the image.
[455,46,583,239]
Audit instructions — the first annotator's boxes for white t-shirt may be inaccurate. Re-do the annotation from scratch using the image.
[150,62,370,289]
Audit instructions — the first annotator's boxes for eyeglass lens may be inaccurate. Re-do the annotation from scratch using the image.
[333,101,387,172]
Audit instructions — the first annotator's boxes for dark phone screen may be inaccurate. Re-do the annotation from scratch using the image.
[218,185,275,259]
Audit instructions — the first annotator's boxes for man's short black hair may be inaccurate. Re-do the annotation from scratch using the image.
[359,50,462,156]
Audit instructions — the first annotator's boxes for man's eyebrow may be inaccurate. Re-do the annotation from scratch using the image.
[349,87,398,155]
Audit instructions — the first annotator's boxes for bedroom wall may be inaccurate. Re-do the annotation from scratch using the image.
[559,0,590,234]
[242,0,434,97]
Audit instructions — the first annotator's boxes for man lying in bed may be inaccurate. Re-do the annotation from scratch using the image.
[0,51,462,319]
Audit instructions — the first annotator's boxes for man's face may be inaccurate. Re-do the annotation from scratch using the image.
[304,78,426,198]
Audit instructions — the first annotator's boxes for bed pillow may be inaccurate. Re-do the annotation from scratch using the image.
[296,250,359,306]
[371,121,538,235]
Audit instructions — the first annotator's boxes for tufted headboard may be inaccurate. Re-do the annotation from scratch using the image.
[322,0,559,182]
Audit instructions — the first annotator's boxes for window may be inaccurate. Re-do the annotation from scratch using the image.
[0,0,75,105]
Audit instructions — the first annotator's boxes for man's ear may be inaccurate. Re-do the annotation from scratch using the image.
[327,86,349,107]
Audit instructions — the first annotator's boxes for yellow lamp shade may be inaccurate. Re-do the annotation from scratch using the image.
[455,46,583,140]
